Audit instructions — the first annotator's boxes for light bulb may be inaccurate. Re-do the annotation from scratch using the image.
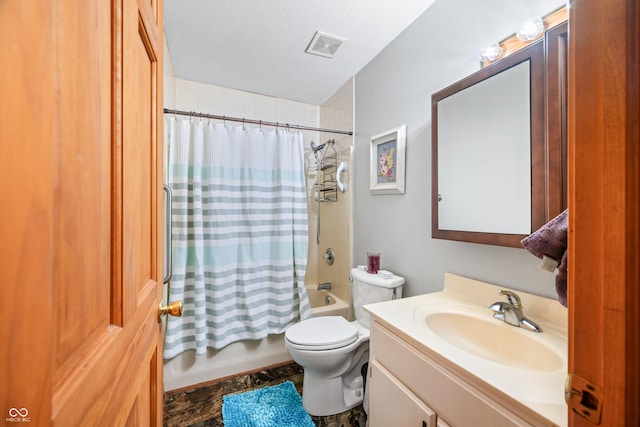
[479,43,502,62]
[516,17,544,41]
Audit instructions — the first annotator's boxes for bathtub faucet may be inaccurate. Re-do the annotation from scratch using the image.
[317,282,332,291]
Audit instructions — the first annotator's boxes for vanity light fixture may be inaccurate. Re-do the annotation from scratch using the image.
[478,43,503,62]
[515,17,544,41]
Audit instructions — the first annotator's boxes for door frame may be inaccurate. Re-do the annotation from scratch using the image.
[568,0,639,425]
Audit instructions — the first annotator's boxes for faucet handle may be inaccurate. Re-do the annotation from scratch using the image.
[498,289,522,308]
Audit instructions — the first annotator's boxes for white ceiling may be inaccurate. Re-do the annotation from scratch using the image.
[164,0,437,105]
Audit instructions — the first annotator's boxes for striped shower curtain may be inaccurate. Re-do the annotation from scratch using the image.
[163,117,311,359]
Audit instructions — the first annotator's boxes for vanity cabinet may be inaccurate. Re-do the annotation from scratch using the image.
[368,320,552,427]
[369,360,437,426]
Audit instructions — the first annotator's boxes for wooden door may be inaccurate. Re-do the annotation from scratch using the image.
[568,0,639,425]
[0,0,164,425]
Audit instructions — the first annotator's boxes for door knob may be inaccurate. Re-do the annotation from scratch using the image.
[158,300,183,322]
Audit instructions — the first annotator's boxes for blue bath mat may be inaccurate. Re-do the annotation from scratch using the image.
[222,381,314,427]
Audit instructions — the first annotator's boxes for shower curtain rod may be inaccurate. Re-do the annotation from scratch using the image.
[163,108,353,136]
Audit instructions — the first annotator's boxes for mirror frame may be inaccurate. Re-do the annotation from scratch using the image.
[431,40,546,247]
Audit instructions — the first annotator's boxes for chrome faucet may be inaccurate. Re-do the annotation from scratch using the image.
[317,282,332,291]
[489,289,542,333]
[323,248,335,265]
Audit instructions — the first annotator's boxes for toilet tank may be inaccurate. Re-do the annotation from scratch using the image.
[351,267,405,327]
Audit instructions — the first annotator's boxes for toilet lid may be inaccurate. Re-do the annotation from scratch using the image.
[286,316,358,349]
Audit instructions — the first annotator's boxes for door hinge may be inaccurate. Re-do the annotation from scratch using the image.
[565,373,603,424]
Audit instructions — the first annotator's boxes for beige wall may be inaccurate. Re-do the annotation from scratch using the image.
[307,79,354,316]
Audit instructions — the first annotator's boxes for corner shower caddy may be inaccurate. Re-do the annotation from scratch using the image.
[312,138,349,245]
[314,139,338,203]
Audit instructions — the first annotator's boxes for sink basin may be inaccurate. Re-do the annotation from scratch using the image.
[424,312,563,372]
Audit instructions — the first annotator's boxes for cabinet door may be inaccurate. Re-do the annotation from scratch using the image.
[369,360,437,427]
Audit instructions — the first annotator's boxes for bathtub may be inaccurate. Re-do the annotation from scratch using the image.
[306,285,350,318]
[164,284,351,391]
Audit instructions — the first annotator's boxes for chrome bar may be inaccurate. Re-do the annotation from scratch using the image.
[163,108,353,136]
[163,185,173,284]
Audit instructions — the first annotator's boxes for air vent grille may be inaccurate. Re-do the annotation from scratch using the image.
[305,31,347,58]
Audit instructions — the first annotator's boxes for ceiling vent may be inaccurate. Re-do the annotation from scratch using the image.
[305,31,347,58]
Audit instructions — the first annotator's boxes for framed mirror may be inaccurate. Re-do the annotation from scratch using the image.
[431,40,545,247]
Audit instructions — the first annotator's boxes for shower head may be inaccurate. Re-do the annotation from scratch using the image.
[310,141,325,157]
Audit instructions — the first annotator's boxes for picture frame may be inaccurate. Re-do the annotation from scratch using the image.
[370,124,406,194]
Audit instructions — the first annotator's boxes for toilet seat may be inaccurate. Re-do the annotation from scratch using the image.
[285,316,358,351]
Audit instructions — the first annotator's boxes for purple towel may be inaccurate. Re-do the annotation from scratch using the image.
[521,209,568,307]
[555,252,568,307]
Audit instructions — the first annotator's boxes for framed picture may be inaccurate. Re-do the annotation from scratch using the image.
[370,124,406,194]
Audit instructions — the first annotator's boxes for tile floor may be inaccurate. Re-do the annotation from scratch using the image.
[163,362,366,427]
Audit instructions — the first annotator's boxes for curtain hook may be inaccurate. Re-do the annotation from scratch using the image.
[242,117,246,131]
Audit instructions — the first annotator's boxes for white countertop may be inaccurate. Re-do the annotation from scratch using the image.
[364,272,568,426]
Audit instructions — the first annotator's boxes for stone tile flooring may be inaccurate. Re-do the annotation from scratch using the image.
[163,362,366,427]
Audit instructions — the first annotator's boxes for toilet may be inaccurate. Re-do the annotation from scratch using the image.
[285,267,404,416]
